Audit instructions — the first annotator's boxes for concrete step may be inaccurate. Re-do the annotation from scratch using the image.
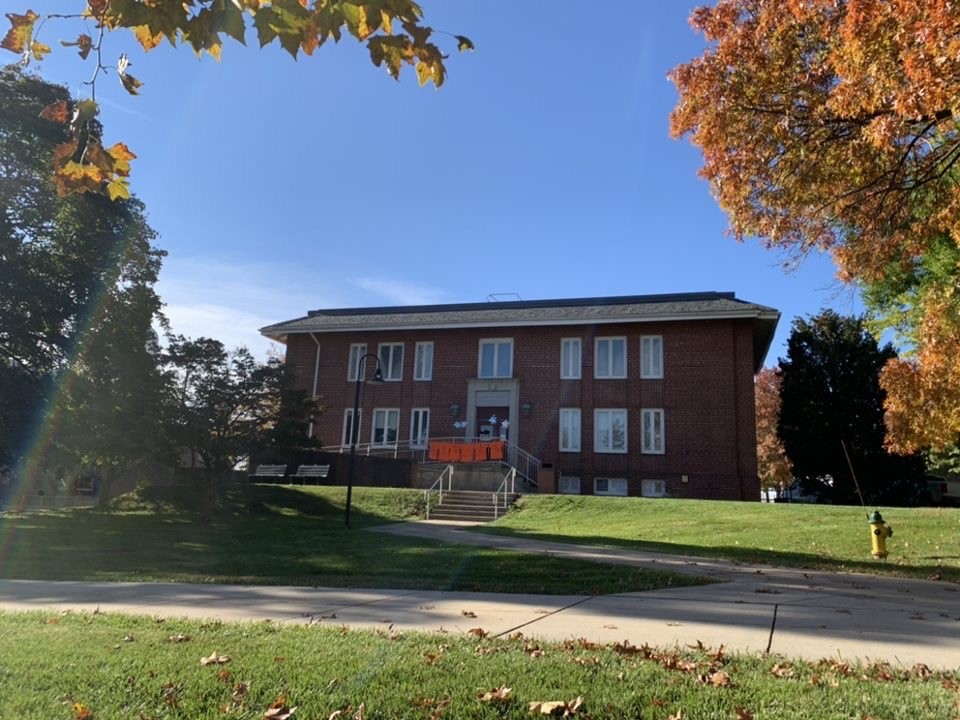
[428,490,521,522]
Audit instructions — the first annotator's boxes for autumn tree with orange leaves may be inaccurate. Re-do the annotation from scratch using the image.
[754,368,793,497]
[670,0,960,454]
[2,1,471,198]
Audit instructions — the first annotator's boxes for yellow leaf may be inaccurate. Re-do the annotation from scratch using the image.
[106,178,130,201]
[132,25,164,52]
[31,40,51,60]
[380,10,392,34]
[1,10,38,54]
[416,59,431,86]
[106,142,137,175]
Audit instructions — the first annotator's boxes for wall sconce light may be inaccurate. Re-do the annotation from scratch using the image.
[521,401,533,416]
[449,402,461,417]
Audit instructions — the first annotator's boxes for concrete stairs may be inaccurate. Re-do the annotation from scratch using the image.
[428,490,521,522]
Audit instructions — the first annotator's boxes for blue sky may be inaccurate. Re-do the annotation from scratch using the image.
[25,1,861,363]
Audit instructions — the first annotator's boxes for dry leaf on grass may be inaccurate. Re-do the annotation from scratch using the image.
[167,633,190,643]
[264,698,297,719]
[478,686,512,704]
[71,703,93,720]
[699,671,731,687]
[468,627,488,638]
[528,696,584,716]
[771,662,794,678]
[735,708,754,720]
[200,652,230,666]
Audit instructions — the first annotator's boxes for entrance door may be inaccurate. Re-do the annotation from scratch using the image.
[476,405,510,441]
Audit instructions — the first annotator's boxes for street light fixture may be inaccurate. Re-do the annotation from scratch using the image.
[345,352,384,528]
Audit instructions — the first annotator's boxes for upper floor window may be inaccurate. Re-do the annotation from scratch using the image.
[347,343,367,382]
[560,338,581,379]
[414,342,434,381]
[378,343,404,381]
[595,337,626,379]
[478,339,513,378]
[595,409,628,453]
[641,336,663,379]
[642,408,665,454]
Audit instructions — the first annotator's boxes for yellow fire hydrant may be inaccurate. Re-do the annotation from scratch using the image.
[869,510,893,559]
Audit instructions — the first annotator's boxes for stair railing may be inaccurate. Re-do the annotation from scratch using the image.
[424,464,454,520]
[492,466,517,520]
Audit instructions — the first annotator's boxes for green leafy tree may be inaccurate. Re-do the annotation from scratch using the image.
[1,2,472,196]
[0,67,167,497]
[778,310,924,505]
[163,336,317,522]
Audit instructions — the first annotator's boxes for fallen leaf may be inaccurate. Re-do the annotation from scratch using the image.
[468,627,488,639]
[167,633,190,643]
[264,698,297,719]
[478,686,512,704]
[461,610,477,618]
[528,696,584,716]
[734,708,754,720]
[771,662,794,678]
[200,652,230,666]
[71,703,93,720]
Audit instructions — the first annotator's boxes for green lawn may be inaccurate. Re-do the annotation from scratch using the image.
[484,495,960,582]
[0,484,704,595]
[1,611,955,719]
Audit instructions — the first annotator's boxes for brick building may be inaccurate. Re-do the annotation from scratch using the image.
[260,292,779,501]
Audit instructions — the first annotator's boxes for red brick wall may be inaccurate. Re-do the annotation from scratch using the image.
[283,318,761,501]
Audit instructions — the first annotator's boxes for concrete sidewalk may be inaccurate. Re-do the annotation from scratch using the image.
[0,520,957,669]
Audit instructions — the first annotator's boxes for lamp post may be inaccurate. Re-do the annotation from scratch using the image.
[345,353,384,528]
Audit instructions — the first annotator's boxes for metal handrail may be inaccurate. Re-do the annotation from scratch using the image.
[423,464,454,520]
[492,467,517,520]
[327,436,542,488]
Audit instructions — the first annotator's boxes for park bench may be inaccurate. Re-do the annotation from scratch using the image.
[291,464,330,483]
[248,464,288,482]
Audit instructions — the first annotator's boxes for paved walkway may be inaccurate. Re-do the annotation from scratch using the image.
[0,521,957,669]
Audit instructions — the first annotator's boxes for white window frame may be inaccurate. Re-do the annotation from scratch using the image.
[594,409,628,454]
[347,343,367,382]
[641,336,664,379]
[642,479,666,497]
[594,477,628,496]
[414,342,434,381]
[559,408,581,452]
[478,338,513,379]
[378,342,404,381]
[560,338,581,379]
[594,337,627,379]
[642,408,665,455]
[371,408,400,445]
[410,408,430,448]
[559,476,581,494]
[342,408,362,446]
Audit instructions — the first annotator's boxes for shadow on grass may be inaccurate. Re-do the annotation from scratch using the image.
[478,527,960,583]
[0,485,697,595]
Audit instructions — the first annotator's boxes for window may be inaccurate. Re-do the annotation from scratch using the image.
[594,478,628,496]
[642,479,666,497]
[378,343,404,381]
[342,408,362,446]
[559,408,581,452]
[641,336,663,379]
[478,339,513,378]
[414,342,433,381]
[559,476,581,494]
[560,338,581,379]
[595,337,626,378]
[642,408,665,454]
[371,408,400,445]
[347,343,367,382]
[410,408,430,448]
[594,409,628,453]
